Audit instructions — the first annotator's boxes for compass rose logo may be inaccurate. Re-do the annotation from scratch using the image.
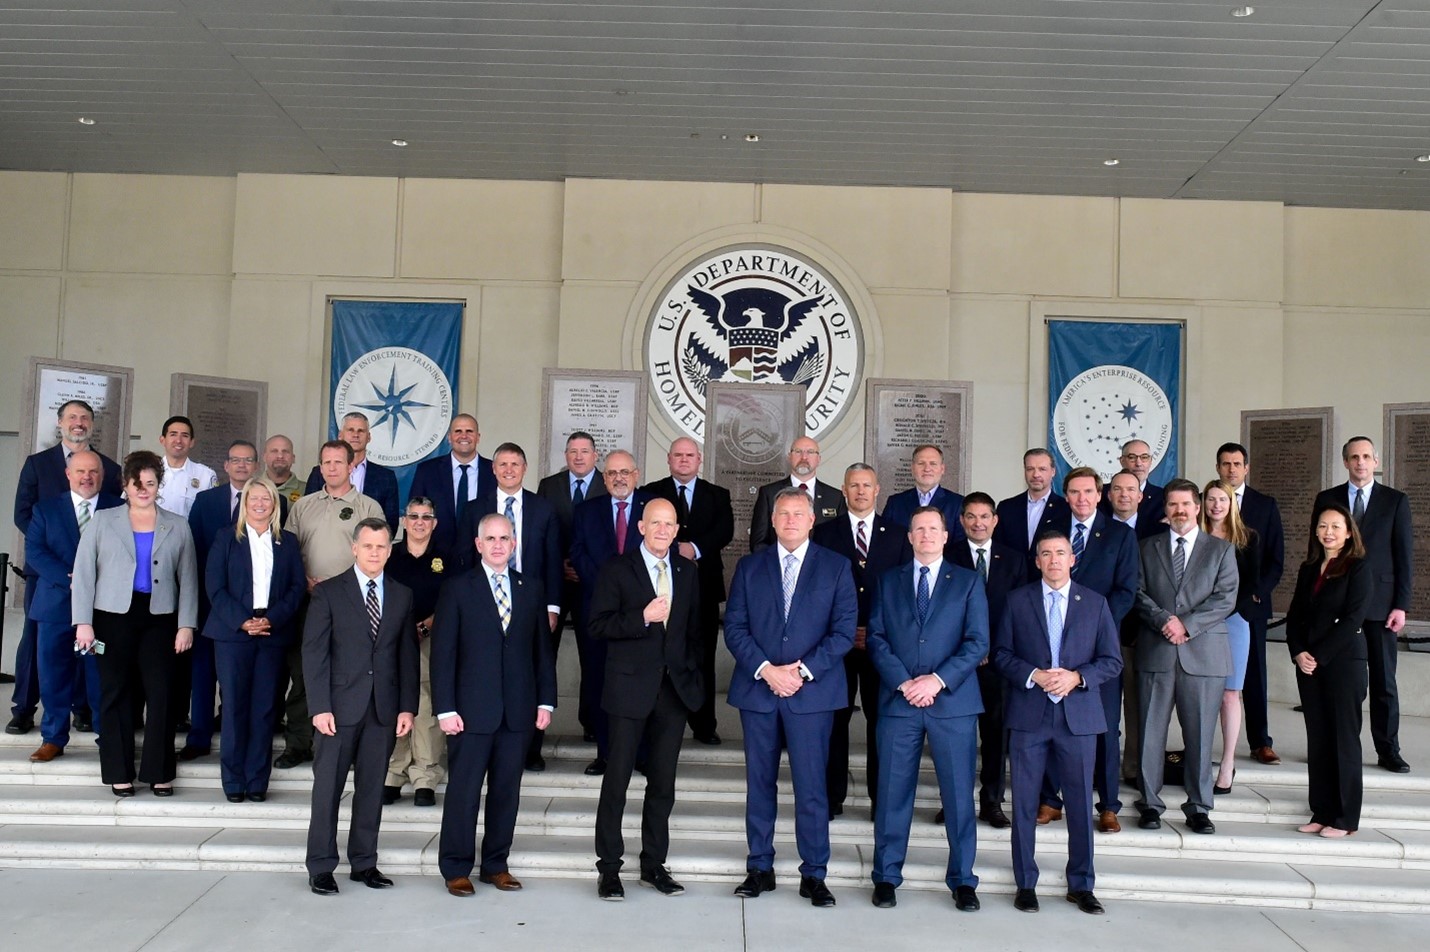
[333,347,453,467]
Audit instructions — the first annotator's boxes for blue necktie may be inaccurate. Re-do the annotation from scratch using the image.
[573,477,585,505]
[1072,522,1086,561]
[916,565,931,625]
[781,553,799,619]
[1046,589,1064,704]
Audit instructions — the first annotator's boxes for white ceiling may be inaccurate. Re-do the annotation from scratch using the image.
[3,0,1430,209]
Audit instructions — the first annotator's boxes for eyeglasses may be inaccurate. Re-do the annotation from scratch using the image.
[1121,453,1153,463]
[606,469,637,479]
[227,456,257,465]
[404,513,436,521]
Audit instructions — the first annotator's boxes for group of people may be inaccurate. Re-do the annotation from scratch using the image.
[8,398,1414,911]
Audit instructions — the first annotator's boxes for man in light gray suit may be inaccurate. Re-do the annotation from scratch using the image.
[1133,478,1238,836]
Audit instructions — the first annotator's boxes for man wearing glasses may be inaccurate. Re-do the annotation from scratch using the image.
[748,437,845,553]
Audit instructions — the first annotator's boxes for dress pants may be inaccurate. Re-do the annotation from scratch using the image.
[1135,664,1222,819]
[10,583,41,717]
[1298,659,1367,831]
[872,710,979,891]
[1120,644,1141,779]
[386,638,447,789]
[1040,675,1123,814]
[1009,702,1097,892]
[827,647,880,813]
[975,663,1007,809]
[596,676,690,875]
[306,698,395,876]
[574,620,609,757]
[686,600,723,739]
[93,596,180,786]
[186,634,218,749]
[741,704,834,879]
[37,622,102,748]
[437,719,531,881]
[213,637,286,795]
[1243,616,1274,751]
[1364,619,1401,758]
[282,598,314,756]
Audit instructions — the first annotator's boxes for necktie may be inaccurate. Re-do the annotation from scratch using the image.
[77,499,91,534]
[855,519,868,559]
[656,560,670,599]
[1353,487,1365,523]
[1046,589,1064,703]
[573,477,585,505]
[801,482,813,504]
[615,500,628,554]
[917,565,931,625]
[504,494,518,567]
[1072,522,1086,561]
[231,492,240,522]
[781,553,798,619]
[1172,536,1186,588]
[456,464,470,523]
[493,572,511,632]
[365,579,380,643]
[975,547,987,582]
[677,483,690,522]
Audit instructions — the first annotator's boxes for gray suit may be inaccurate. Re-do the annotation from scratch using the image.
[71,506,199,629]
[1133,529,1238,820]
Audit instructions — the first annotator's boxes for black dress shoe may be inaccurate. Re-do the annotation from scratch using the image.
[1067,890,1105,914]
[413,788,436,807]
[274,749,312,769]
[693,731,722,746]
[1187,813,1216,835]
[1014,888,1039,912]
[953,885,980,911]
[5,714,34,735]
[1138,809,1162,830]
[525,750,547,771]
[933,808,946,824]
[734,869,776,898]
[584,757,607,776]
[1379,754,1411,774]
[151,783,174,797]
[309,872,339,896]
[246,791,267,802]
[597,871,624,901]
[639,865,685,896]
[829,803,844,819]
[226,793,245,803]
[871,882,897,908]
[72,713,93,733]
[799,876,835,907]
[350,867,394,888]
[111,784,136,798]
[979,804,1011,829]
[178,746,211,762]
[382,785,402,805]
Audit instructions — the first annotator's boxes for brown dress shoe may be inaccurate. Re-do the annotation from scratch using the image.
[29,742,64,763]
[1251,746,1282,766]
[446,876,476,897]
[479,871,523,891]
[1097,810,1122,833]
[1035,805,1062,825]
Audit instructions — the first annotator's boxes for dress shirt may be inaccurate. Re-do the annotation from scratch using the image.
[755,538,813,682]
[497,489,523,570]
[568,470,594,500]
[639,542,671,596]
[1026,579,1073,690]
[1026,492,1050,548]
[450,454,481,503]
[352,565,385,615]
[350,458,368,496]
[156,458,217,517]
[1169,524,1200,565]
[1071,515,1094,545]
[70,491,97,524]
[846,511,874,557]
[789,475,814,496]
[437,561,554,718]
[1114,513,1138,530]
[246,527,275,610]
[673,478,702,558]
[611,495,635,531]
[1348,480,1375,511]
[915,556,947,690]
[966,539,992,571]
[917,487,935,507]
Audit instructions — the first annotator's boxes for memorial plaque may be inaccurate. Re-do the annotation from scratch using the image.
[23,357,134,463]
[170,374,268,475]
[706,382,805,590]
[864,378,972,511]
[541,369,648,477]
[1242,407,1334,624]
[1384,402,1430,646]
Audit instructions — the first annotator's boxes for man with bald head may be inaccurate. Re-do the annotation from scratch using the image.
[264,434,306,506]
[748,436,845,553]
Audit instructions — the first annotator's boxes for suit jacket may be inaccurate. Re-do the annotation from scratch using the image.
[866,560,987,719]
[536,467,607,555]
[570,492,651,616]
[407,453,495,555]
[1066,511,1140,624]
[642,475,735,602]
[1134,531,1239,677]
[1237,485,1285,621]
[589,548,703,717]
[24,492,123,625]
[1313,482,1412,622]
[811,513,911,626]
[430,566,556,734]
[1098,480,1165,527]
[71,506,199,628]
[302,570,419,726]
[306,460,399,530]
[1285,558,1373,666]
[749,477,845,552]
[455,489,563,598]
[188,483,290,618]
[13,443,122,536]
[993,581,1123,736]
[993,492,1070,568]
[881,485,967,542]
[947,538,1029,634]
[724,542,857,713]
[201,528,307,646]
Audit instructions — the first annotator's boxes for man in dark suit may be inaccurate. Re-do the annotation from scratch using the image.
[1098,439,1165,526]
[589,498,703,900]
[725,486,857,907]
[748,436,844,552]
[993,448,1069,573]
[948,491,1029,829]
[432,512,557,897]
[406,414,493,556]
[570,450,651,775]
[993,530,1122,916]
[812,463,910,818]
[866,507,988,912]
[1105,471,1161,785]
[1314,436,1414,773]
[304,412,400,530]
[302,518,418,896]
[9,399,120,736]
[1216,441,1286,766]
[641,437,734,746]
[23,451,122,762]
[881,444,966,542]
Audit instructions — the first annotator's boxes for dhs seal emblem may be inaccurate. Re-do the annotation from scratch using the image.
[1052,365,1173,477]
[646,246,863,440]
[333,347,453,468]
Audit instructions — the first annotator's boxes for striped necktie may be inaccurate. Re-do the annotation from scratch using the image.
[1172,536,1187,588]
[365,579,380,643]
[855,519,868,559]
[77,499,91,534]
[781,553,798,619]
[504,494,518,567]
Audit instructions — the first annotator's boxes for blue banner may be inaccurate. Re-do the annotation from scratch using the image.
[329,300,463,502]
[1047,320,1181,486]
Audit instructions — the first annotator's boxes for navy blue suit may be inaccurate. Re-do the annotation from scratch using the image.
[724,542,857,879]
[305,460,399,530]
[24,491,122,747]
[994,580,1121,893]
[867,559,987,890]
[993,492,1070,573]
[202,528,306,795]
[406,453,494,556]
[882,486,967,542]
[185,483,247,751]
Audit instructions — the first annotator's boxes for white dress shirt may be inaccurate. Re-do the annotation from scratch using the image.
[1169,524,1200,565]
[1025,492,1050,548]
[246,527,275,610]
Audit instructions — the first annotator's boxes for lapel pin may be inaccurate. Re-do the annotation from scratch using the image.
[1074,594,1082,601]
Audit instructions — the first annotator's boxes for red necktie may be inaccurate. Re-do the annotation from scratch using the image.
[615,500,628,555]
[855,519,868,559]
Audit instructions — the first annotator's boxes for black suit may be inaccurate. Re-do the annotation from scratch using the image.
[811,513,911,813]
[406,453,495,555]
[642,475,734,737]
[949,538,1030,809]
[749,477,844,552]
[305,460,400,531]
[589,548,702,875]
[1314,482,1413,759]
[993,492,1071,574]
[1236,484,1285,753]
[431,565,557,881]
[302,570,419,877]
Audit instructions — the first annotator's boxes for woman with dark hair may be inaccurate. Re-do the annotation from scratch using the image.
[1287,502,1372,838]
[203,477,306,802]
[73,450,198,797]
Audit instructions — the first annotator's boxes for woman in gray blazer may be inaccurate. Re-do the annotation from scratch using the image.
[73,450,198,797]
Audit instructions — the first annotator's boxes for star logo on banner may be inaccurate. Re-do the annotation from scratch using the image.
[355,365,433,443]
[1119,400,1140,422]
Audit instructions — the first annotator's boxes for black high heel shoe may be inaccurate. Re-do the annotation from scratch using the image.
[111,784,136,798]
[1213,768,1236,796]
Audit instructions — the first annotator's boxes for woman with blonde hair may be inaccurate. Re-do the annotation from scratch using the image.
[1201,479,1260,795]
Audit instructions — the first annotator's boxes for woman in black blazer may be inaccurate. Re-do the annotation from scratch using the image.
[203,477,306,801]
[1286,502,1372,838]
